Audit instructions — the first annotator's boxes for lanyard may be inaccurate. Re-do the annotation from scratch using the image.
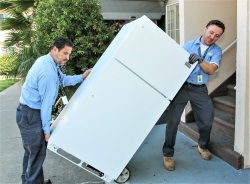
[57,68,66,96]
[197,45,210,75]
[198,46,210,60]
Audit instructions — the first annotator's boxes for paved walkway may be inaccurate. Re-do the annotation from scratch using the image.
[0,83,249,184]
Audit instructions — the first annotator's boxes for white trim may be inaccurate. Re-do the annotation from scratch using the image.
[235,0,250,168]
[100,0,165,20]
[101,13,163,20]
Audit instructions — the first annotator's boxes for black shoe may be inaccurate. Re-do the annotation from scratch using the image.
[44,179,52,184]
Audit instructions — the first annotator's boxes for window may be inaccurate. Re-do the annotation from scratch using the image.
[166,3,179,44]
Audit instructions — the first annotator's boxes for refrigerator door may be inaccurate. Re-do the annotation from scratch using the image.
[48,15,196,182]
[49,58,169,181]
[114,16,196,100]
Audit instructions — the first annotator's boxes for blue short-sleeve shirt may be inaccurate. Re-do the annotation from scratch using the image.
[183,37,222,84]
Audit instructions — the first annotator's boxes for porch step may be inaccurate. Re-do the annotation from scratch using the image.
[178,122,243,169]
[227,84,236,97]
[212,84,236,137]
[213,108,235,137]
[213,95,235,115]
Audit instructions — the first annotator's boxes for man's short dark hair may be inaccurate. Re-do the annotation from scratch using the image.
[50,37,74,51]
[206,20,225,33]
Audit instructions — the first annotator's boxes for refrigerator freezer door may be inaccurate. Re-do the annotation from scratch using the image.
[114,15,196,100]
[48,15,196,182]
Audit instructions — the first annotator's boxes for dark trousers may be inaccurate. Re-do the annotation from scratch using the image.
[162,83,214,157]
[16,104,46,184]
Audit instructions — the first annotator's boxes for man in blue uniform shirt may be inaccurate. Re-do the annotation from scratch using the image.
[162,20,225,171]
[16,37,92,183]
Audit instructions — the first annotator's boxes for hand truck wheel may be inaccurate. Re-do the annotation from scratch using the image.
[114,167,130,183]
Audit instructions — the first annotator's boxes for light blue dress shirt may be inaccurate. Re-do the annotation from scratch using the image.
[19,53,83,134]
[183,37,222,85]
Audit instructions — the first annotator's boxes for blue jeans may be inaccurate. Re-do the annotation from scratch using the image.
[16,104,46,184]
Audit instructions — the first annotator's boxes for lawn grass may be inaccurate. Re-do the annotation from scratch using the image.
[0,78,20,92]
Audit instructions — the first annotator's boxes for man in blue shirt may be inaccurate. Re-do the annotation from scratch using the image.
[162,20,225,171]
[16,37,92,183]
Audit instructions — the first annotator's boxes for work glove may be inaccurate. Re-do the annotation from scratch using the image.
[189,53,203,64]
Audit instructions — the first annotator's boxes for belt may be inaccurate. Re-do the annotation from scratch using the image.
[184,82,205,86]
[19,103,40,111]
[19,103,28,107]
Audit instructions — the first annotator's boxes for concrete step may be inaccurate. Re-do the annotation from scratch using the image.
[227,84,236,97]
[213,108,235,137]
[213,95,235,115]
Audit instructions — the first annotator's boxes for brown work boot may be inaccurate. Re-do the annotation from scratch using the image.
[197,146,212,160]
[163,156,175,171]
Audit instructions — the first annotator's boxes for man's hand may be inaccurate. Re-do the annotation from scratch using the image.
[82,68,92,79]
[44,134,50,142]
[189,53,203,64]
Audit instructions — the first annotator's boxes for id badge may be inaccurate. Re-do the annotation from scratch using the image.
[197,75,203,83]
[61,96,69,105]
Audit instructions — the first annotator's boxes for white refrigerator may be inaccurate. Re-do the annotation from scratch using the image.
[48,15,197,183]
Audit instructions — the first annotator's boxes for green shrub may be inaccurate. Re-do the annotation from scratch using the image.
[35,0,116,73]
[34,0,117,98]
[0,55,17,76]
